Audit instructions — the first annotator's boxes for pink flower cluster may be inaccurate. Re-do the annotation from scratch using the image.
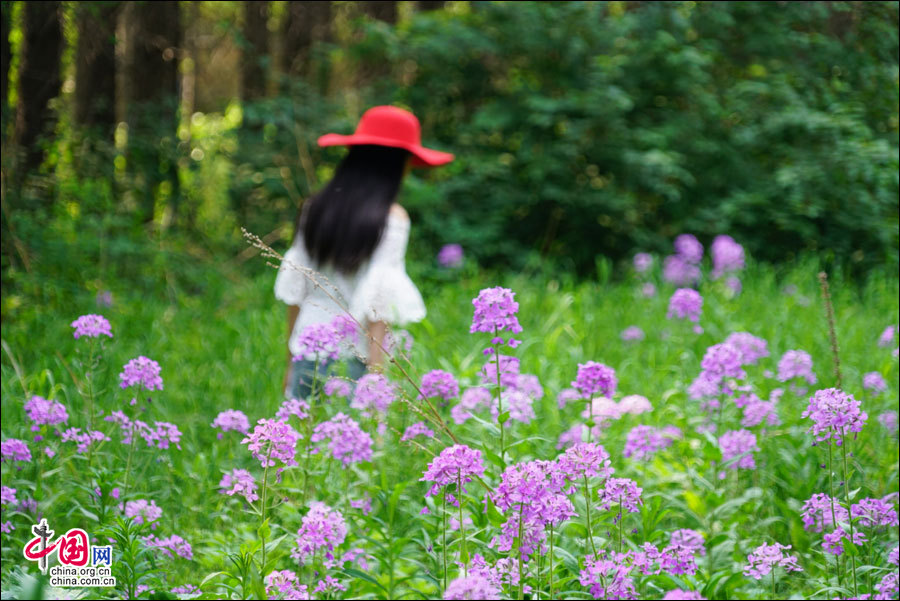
[211,409,250,438]
[743,542,802,580]
[437,243,464,268]
[777,350,817,385]
[801,388,867,445]
[123,499,163,529]
[400,421,435,442]
[420,444,485,500]
[241,419,299,468]
[718,429,759,471]
[572,361,617,399]
[290,502,347,564]
[24,396,68,430]
[351,374,396,414]
[667,288,703,323]
[71,314,113,339]
[470,287,523,351]
[219,468,258,503]
[710,235,744,278]
[61,428,110,453]
[420,369,460,400]
[623,425,681,460]
[311,413,372,466]
[143,534,193,560]
[119,356,164,391]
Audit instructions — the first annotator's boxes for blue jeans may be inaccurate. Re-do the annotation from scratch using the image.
[287,357,367,400]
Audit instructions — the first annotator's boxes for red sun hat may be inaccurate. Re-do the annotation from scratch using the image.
[317,106,454,168]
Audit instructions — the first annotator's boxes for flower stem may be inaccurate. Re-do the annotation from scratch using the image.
[517,502,525,601]
[458,472,467,576]
[86,338,96,467]
[828,442,844,587]
[840,433,858,597]
[122,389,144,500]
[493,332,505,466]
[548,524,554,601]
[442,492,448,592]
[583,475,597,556]
[771,569,776,598]
[260,445,272,580]
[618,495,624,554]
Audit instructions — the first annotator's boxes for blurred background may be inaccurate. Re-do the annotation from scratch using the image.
[0,1,898,312]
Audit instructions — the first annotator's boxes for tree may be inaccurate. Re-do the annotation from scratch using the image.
[1,1,11,135]
[418,1,446,11]
[125,0,181,222]
[281,0,332,81]
[14,0,63,174]
[360,1,398,24]
[241,0,269,102]
[74,2,119,135]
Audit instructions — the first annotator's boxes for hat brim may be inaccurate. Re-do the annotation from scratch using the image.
[318,133,454,168]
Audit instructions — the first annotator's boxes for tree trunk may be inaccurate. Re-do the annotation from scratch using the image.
[360,1,398,23]
[14,0,63,174]
[241,0,269,102]
[1,1,11,134]
[74,2,119,135]
[125,0,181,223]
[281,0,332,81]
[418,1,446,11]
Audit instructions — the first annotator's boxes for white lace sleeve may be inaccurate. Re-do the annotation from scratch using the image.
[350,215,426,325]
[274,237,311,306]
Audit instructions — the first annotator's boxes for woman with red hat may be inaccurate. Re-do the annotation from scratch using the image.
[275,106,454,400]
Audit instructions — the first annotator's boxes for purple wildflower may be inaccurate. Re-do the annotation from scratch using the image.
[621,326,645,342]
[1,521,13,533]
[23,396,68,430]
[851,498,899,528]
[314,577,347,595]
[556,423,593,449]
[60,428,111,454]
[889,546,899,565]
[572,361,617,399]
[879,325,896,348]
[879,573,899,599]
[401,421,435,442]
[437,243,464,268]
[491,389,535,424]
[211,410,250,439]
[420,445,485,500]
[143,534,193,560]
[724,332,769,365]
[384,329,414,355]
[421,370,460,400]
[1,486,16,506]
[670,529,706,556]
[557,387,582,409]
[743,542,802,580]
[349,494,372,516]
[674,234,703,263]
[470,287,523,351]
[710,235,744,278]
[800,493,848,532]
[265,570,308,600]
[123,499,163,529]
[170,585,199,595]
[802,388,867,445]
[293,322,341,361]
[143,422,182,450]
[219,469,259,503]
[618,395,653,415]
[667,289,703,323]
[823,528,867,556]
[323,377,352,398]
[556,442,614,482]
[119,356,163,391]
[879,411,899,433]
[777,350,817,385]
[633,252,653,273]
[623,425,678,460]
[579,551,637,599]
[718,429,759,471]
[241,419,300,468]
[511,373,544,400]
[663,255,701,286]
[741,398,780,428]
[481,355,521,388]
[311,413,372,466]
[290,502,347,564]
[451,387,492,424]
[725,275,742,295]
[351,374,396,414]
[276,398,310,421]
[71,314,113,339]
[597,477,643,513]
[443,574,500,600]
[862,372,887,395]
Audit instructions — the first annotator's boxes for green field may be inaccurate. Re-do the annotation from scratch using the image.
[1,256,898,600]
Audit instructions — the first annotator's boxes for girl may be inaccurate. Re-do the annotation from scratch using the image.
[275,105,454,400]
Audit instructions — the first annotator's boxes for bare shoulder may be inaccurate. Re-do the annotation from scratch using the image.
[389,203,410,222]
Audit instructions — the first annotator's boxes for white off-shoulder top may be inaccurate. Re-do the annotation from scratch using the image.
[274,212,426,359]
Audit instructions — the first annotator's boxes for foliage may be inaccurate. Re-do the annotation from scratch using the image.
[1,253,898,599]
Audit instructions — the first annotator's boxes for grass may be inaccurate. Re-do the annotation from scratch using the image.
[1,253,898,599]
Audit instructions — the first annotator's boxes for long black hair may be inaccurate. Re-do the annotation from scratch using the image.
[296,145,409,273]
